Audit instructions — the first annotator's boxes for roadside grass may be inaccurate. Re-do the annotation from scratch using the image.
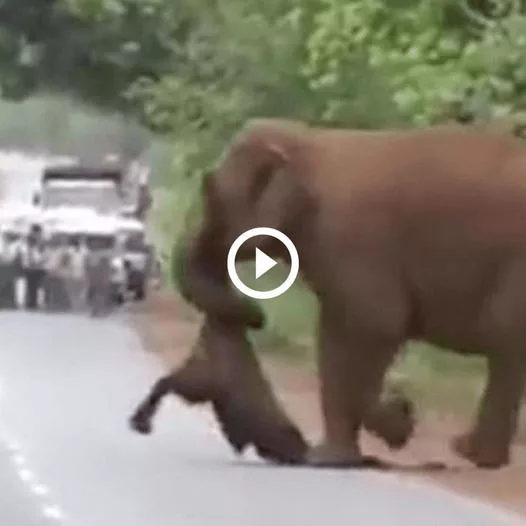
[392,343,485,414]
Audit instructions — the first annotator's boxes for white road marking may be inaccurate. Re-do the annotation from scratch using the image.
[42,504,66,521]
[0,426,68,524]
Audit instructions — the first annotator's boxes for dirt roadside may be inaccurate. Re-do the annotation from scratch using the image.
[132,289,526,516]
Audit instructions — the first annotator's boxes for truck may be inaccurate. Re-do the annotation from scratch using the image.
[35,164,123,213]
[33,157,152,220]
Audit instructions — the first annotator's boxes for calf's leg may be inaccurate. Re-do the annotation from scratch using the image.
[129,346,215,434]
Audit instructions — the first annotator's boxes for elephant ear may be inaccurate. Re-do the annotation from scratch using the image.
[247,143,290,202]
[238,120,312,233]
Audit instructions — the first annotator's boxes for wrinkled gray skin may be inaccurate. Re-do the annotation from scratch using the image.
[178,118,526,470]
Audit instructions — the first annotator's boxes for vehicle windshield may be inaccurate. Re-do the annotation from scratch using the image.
[85,234,115,251]
[123,231,145,251]
[42,181,120,213]
[48,232,79,247]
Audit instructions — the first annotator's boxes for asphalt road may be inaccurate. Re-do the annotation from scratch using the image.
[0,311,524,526]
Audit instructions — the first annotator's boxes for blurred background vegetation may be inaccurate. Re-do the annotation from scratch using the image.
[1,0,526,409]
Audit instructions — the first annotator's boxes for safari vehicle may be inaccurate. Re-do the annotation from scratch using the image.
[115,217,151,301]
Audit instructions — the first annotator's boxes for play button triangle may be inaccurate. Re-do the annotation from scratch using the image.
[255,247,278,279]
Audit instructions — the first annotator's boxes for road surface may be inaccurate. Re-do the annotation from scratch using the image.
[0,311,525,526]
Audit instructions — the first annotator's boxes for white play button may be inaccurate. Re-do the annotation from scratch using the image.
[255,247,277,279]
[227,227,300,300]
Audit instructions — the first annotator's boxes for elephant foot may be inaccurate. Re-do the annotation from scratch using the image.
[306,443,387,469]
[129,408,153,435]
[364,392,416,450]
[451,432,509,469]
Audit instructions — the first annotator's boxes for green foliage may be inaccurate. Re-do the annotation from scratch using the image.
[3,1,526,163]
[5,0,526,375]
[1,1,526,240]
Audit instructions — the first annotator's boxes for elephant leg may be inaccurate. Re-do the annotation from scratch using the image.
[307,309,399,468]
[452,353,526,468]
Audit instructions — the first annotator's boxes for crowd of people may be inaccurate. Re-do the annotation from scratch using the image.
[0,223,123,316]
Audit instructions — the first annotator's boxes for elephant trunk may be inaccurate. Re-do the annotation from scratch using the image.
[172,229,265,329]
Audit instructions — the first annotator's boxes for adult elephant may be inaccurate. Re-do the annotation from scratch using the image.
[178,118,526,469]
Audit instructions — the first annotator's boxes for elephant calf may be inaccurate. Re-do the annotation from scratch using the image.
[129,318,417,466]
[130,318,307,464]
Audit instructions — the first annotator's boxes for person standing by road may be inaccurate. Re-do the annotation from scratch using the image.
[20,224,46,310]
[66,236,88,312]
[85,248,112,317]
[0,232,18,308]
[44,246,71,311]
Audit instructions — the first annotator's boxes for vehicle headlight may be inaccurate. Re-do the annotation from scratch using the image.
[110,258,125,280]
